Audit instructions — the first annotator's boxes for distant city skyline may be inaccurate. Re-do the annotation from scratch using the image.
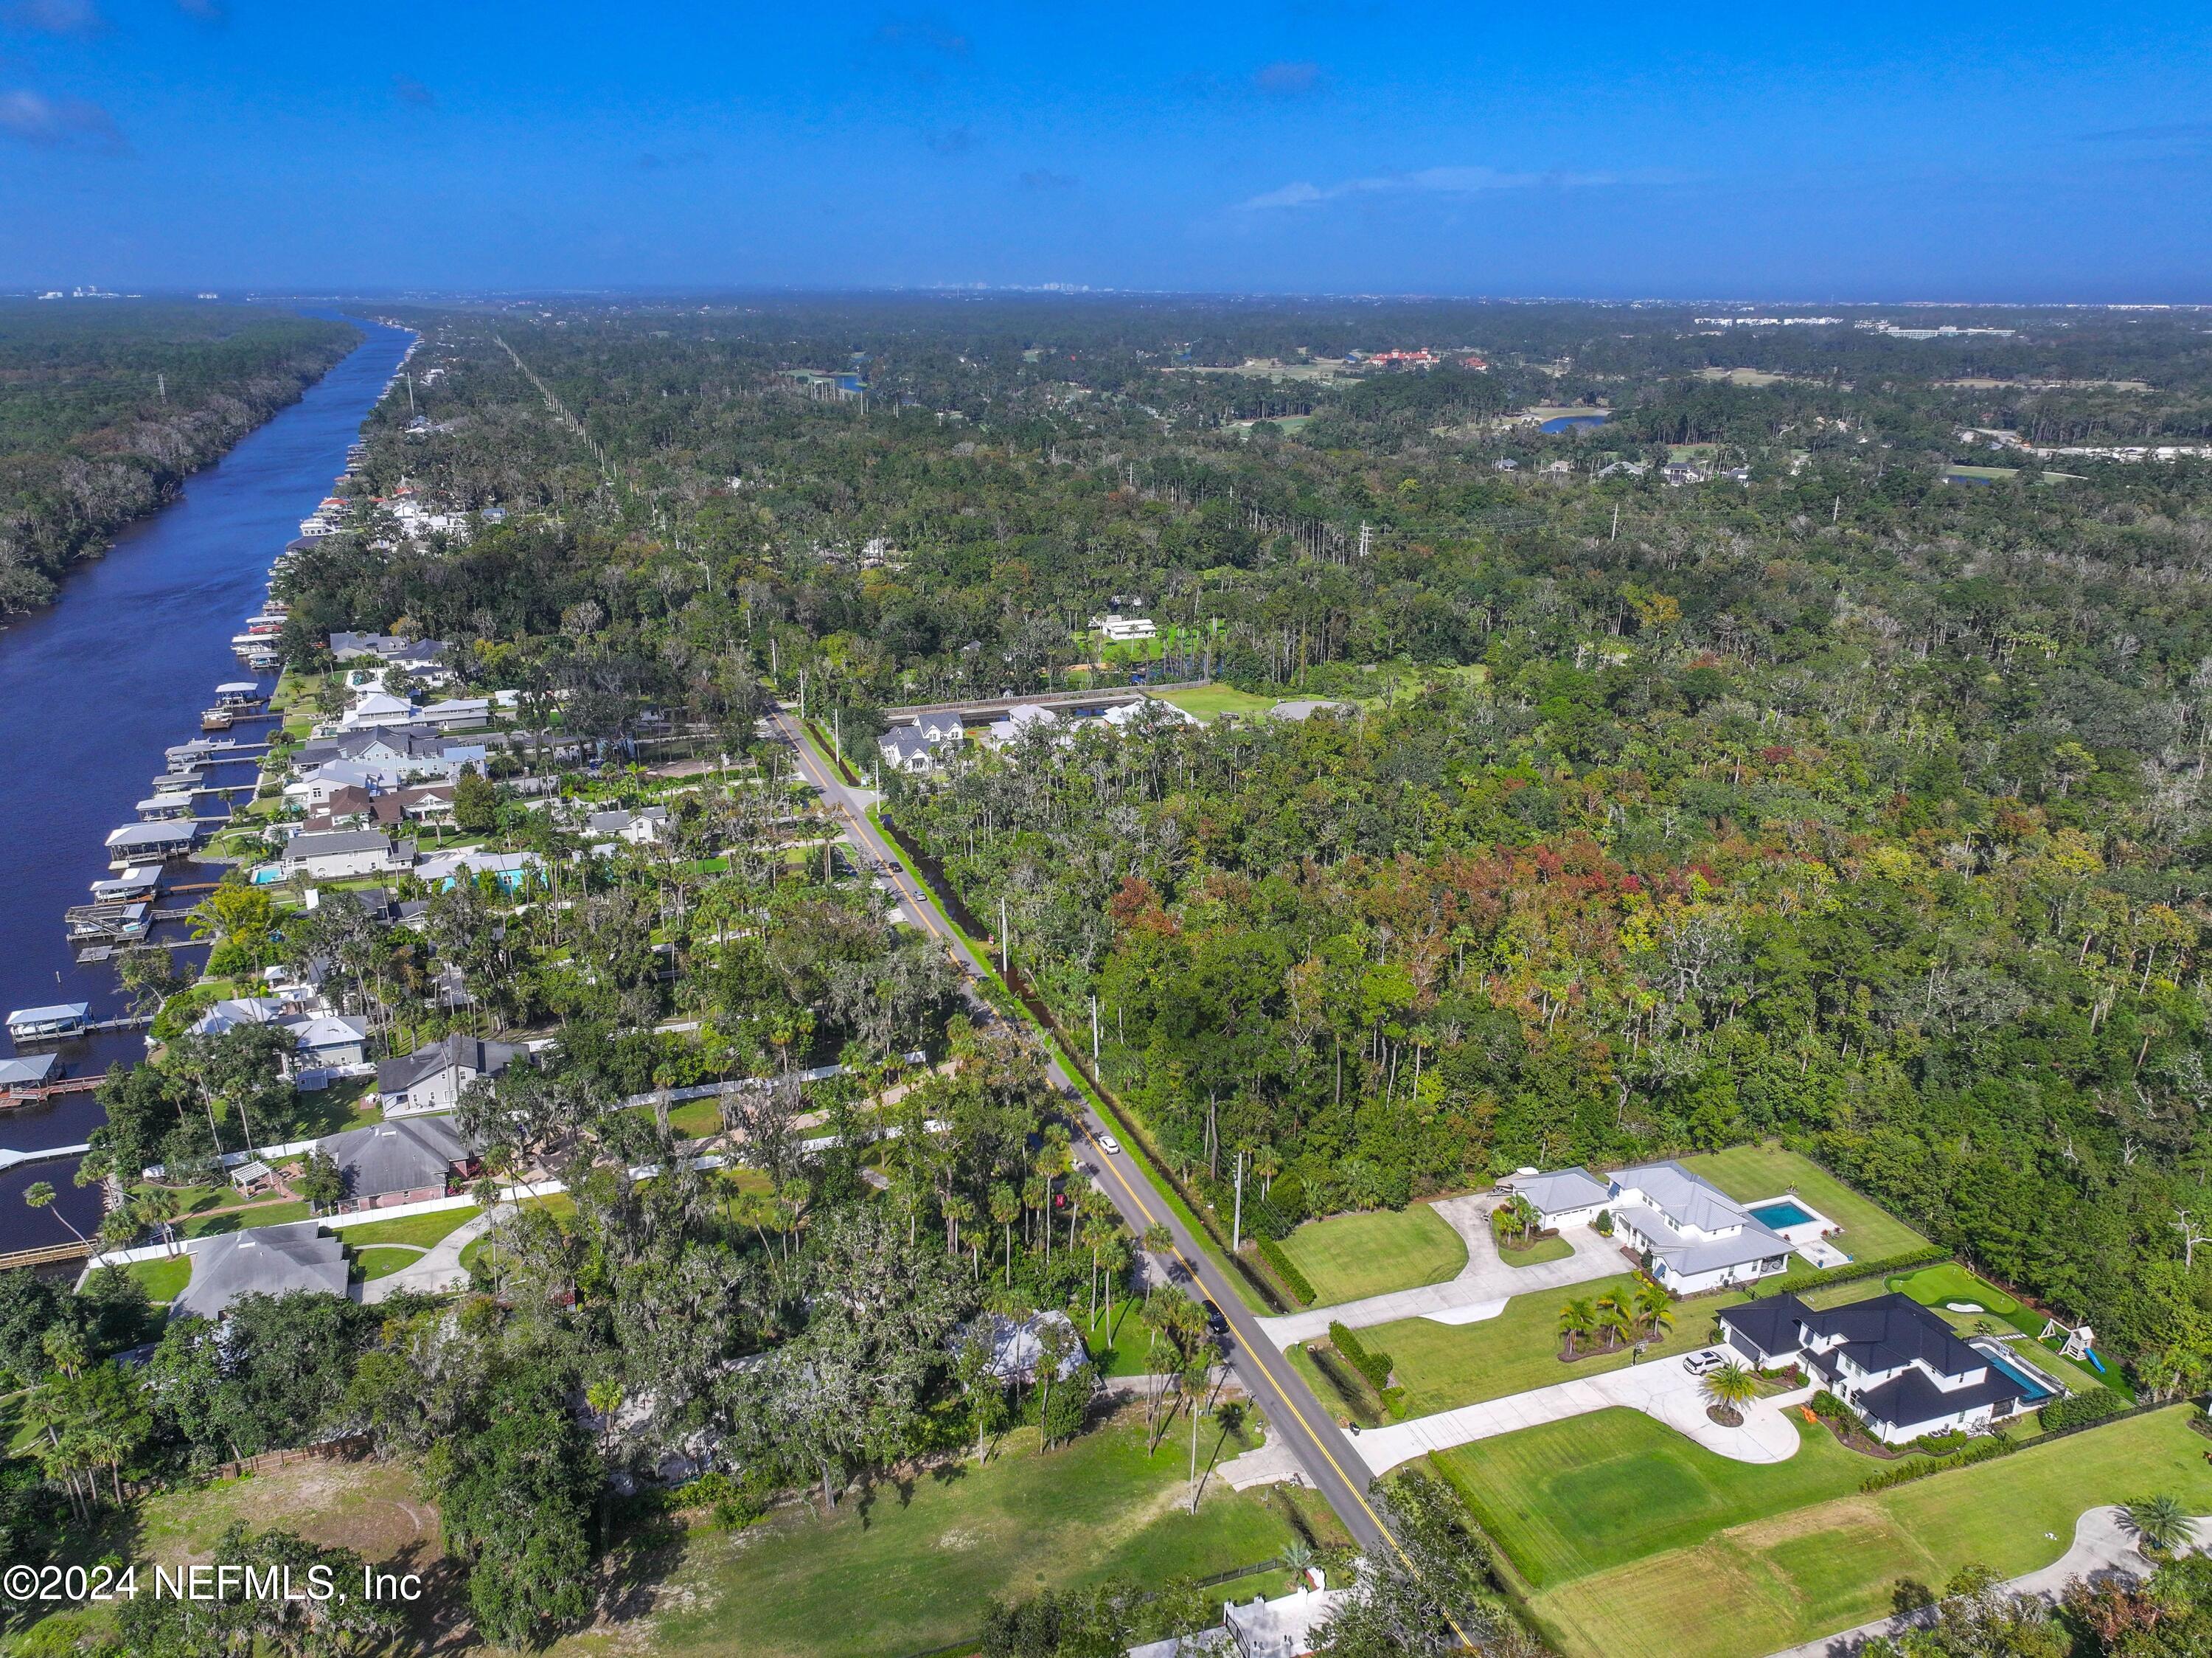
[1,1,2208,300]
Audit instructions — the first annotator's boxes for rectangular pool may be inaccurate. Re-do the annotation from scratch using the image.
[1750,1200,1815,1229]
[1972,1339,2060,1402]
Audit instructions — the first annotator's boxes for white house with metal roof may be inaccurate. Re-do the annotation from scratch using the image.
[1501,1159,1792,1295]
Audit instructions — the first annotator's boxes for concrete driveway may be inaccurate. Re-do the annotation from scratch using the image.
[1351,1347,1813,1477]
[1256,1192,1624,1345]
[362,1204,501,1303]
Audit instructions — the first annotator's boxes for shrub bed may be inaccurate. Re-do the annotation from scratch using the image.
[1859,1432,2015,1492]
[1755,1245,1950,1299]
[1329,1320,1396,1395]
[2039,1386,2127,1432]
[1256,1238,1315,1305]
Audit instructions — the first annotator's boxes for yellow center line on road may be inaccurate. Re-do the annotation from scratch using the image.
[776,713,1465,1637]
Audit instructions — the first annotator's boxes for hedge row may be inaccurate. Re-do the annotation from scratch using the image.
[1757,1245,1950,1299]
[1859,1432,2015,1493]
[2039,1386,2128,1432]
[1329,1321,1395,1395]
[1257,1238,1315,1305]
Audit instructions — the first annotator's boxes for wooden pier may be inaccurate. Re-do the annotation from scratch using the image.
[0,1240,91,1271]
[1,1075,103,1104]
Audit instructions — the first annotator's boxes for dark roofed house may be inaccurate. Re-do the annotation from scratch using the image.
[1719,1291,2047,1444]
[170,1222,349,1321]
[878,725,939,774]
[319,1114,473,1212]
[375,1032,527,1116]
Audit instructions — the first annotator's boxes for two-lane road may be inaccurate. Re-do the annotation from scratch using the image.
[766,706,1392,1552]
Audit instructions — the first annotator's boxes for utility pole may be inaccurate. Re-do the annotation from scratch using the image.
[1832,494,1840,524]
[1610,503,1619,541]
[799,669,806,724]
[156,372,166,403]
[1000,897,1009,976]
[1091,993,1100,1066]
[1231,1149,1245,1252]
[832,707,841,766]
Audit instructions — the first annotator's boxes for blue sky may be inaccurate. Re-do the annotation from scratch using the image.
[2,1,2210,299]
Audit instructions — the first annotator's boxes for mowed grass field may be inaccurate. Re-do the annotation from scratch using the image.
[1682,1145,1928,1260]
[1274,1204,1468,1305]
[1376,1272,1728,1418]
[1155,684,1281,722]
[1526,1408,2212,1658]
[1434,1408,1873,1591]
[584,1409,1313,1658]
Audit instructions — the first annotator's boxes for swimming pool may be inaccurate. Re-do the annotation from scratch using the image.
[1972,1339,2060,1402]
[1749,1200,1815,1229]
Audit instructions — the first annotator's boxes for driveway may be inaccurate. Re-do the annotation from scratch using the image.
[362,1204,501,1303]
[1351,1347,1813,1477]
[1255,1193,1623,1345]
[1767,1505,2205,1658]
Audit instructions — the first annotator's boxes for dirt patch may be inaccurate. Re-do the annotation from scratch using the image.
[1730,1496,1886,1550]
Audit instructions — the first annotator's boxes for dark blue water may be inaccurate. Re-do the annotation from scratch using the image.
[1540,413,1610,433]
[0,314,413,1252]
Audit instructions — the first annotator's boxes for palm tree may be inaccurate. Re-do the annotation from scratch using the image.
[2124,1494,2193,1558]
[1281,1539,1315,1589]
[1702,1361,1759,1426]
[990,1183,1019,1286]
[1596,1294,1635,1353]
[1632,1277,1674,1340]
[581,1378,622,1532]
[137,1186,184,1258]
[24,1182,88,1247]
[1558,1297,1596,1360]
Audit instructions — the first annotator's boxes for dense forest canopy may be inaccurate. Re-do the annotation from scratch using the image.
[18,292,2212,1656]
[0,300,358,611]
[274,294,2212,1395]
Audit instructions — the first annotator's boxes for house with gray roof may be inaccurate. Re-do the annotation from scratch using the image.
[1603,1160,1791,1294]
[279,829,414,881]
[375,1032,527,1115]
[1500,1158,1792,1294]
[170,1222,349,1321]
[877,724,941,774]
[1498,1165,1612,1227]
[318,1114,473,1211]
[585,805,670,846]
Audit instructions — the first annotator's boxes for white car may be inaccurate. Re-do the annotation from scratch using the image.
[1096,1132,1122,1156]
[1683,1350,1725,1376]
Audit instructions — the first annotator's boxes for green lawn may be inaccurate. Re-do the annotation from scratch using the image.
[567,1410,1307,1658]
[1500,1235,1574,1268]
[1377,1272,1728,1419]
[1529,1408,2212,1658]
[1682,1145,1927,1260]
[333,1205,479,1252]
[1273,1204,1467,1307]
[117,1254,191,1305]
[352,1246,424,1281]
[1885,1262,2116,1398]
[175,1199,310,1238]
[1434,1407,1878,1592]
[1155,685,1281,723]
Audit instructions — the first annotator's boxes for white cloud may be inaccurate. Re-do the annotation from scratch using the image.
[1234,164,1660,212]
[0,87,123,151]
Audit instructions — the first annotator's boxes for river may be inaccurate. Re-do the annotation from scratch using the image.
[0,313,414,1255]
